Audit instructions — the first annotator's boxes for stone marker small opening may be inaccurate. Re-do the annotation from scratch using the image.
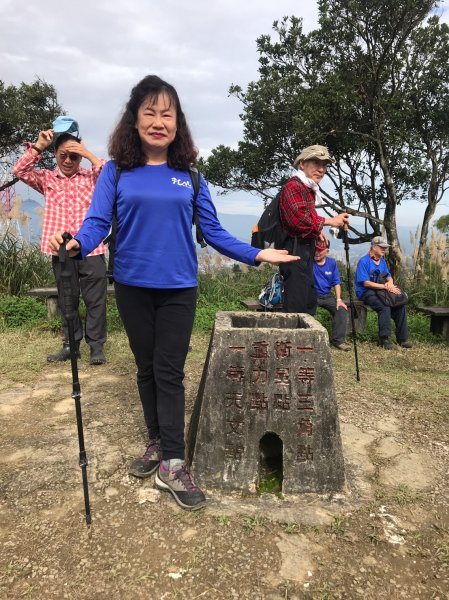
[258,432,283,495]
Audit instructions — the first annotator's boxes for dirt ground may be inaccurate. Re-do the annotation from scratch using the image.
[0,329,448,599]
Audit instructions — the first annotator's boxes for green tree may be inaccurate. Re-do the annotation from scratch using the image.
[394,16,449,278]
[435,214,449,236]
[201,0,449,278]
[0,78,64,191]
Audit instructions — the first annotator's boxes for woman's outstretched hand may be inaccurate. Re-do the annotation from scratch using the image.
[255,249,300,264]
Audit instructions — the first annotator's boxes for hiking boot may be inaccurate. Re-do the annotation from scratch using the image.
[90,347,106,365]
[398,340,413,348]
[378,337,394,350]
[332,342,351,352]
[129,438,161,478]
[155,460,206,511]
[47,343,80,362]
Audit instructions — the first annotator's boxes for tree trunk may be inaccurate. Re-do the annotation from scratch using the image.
[376,138,403,279]
[383,199,403,279]
[414,155,439,282]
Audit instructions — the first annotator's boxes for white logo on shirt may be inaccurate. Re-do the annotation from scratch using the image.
[171,177,192,189]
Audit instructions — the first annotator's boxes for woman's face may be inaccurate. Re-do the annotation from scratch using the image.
[300,158,329,184]
[136,93,177,162]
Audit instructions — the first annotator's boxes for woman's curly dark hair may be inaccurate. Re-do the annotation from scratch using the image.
[108,75,198,171]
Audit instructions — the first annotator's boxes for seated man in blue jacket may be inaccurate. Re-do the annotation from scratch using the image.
[313,244,351,351]
[355,236,412,350]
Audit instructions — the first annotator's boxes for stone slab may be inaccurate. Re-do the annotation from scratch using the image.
[188,311,345,494]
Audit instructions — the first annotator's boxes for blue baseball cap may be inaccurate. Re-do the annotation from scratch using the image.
[52,116,80,137]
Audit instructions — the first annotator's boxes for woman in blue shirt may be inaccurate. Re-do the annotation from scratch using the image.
[49,75,298,511]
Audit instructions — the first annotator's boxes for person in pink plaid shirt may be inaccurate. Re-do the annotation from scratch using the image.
[13,125,108,364]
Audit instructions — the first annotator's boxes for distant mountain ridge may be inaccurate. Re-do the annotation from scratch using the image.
[218,213,419,258]
[17,200,420,261]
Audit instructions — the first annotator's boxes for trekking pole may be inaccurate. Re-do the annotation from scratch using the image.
[59,232,92,527]
[340,225,361,382]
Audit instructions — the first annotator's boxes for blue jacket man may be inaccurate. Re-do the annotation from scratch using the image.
[355,236,411,350]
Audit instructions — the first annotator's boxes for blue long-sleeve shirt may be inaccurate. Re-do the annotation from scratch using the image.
[75,161,260,288]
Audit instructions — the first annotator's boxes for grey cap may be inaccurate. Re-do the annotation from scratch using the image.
[293,145,335,167]
[371,236,390,248]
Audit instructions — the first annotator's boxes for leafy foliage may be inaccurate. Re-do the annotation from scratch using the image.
[0,294,47,329]
[0,231,53,295]
[435,214,449,236]
[195,263,276,331]
[201,1,449,278]
[0,78,64,188]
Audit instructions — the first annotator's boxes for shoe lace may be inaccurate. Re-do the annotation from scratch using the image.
[174,465,198,492]
[143,439,160,459]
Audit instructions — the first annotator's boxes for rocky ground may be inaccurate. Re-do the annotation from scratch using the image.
[0,329,448,599]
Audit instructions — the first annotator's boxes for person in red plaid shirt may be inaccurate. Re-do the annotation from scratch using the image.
[279,145,349,314]
[13,125,108,364]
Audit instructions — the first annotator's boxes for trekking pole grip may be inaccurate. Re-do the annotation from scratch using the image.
[59,232,76,320]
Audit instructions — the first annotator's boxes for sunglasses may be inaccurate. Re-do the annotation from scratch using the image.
[59,152,81,161]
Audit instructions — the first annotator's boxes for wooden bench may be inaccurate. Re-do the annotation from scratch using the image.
[240,298,368,332]
[28,286,116,319]
[416,306,449,340]
[344,299,368,334]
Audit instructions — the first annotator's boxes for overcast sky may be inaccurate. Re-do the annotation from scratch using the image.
[2,0,449,225]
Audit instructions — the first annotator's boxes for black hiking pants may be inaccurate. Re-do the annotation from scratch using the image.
[280,238,317,315]
[114,283,197,460]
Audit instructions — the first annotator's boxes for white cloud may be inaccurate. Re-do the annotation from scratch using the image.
[1,0,317,157]
[2,0,449,225]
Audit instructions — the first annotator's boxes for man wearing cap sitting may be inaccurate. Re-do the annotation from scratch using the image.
[13,119,108,364]
[313,244,351,351]
[279,144,349,314]
[355,236,412,350]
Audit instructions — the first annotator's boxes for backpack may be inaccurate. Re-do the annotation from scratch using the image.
[105,165,205,283]
[258,271,284,309]
[371,270,408,308]
[251,192,289,250]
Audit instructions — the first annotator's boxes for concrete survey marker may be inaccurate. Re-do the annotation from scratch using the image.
[188,312,345,494]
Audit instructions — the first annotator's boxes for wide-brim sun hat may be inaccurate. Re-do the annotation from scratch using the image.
[293,145,335,168]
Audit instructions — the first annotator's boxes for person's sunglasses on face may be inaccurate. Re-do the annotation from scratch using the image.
[60,152,80,162]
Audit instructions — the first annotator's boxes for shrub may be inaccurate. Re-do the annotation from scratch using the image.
[0,231,53,295]
[194,263,276,331]
[106,298,124,332]
[403,227,449,308]
[0,294,47,329]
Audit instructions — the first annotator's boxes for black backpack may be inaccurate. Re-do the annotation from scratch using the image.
[371,270,408,308]
[105,165,205,283]
[250,192,288,250]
